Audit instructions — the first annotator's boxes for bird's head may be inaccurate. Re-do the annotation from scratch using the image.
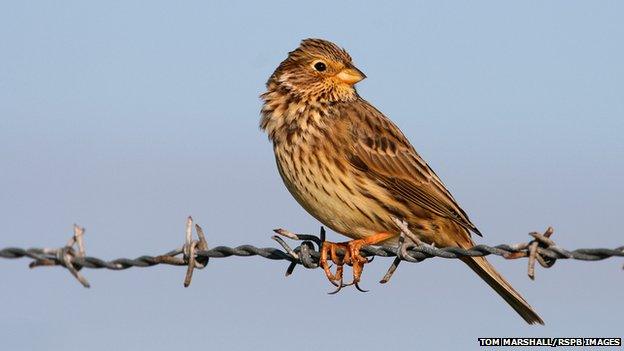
[268,38,366,102]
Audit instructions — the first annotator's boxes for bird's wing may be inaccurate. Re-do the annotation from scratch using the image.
[342,100,481,236]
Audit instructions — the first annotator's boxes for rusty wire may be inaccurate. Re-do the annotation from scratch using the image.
[1,217,623,288]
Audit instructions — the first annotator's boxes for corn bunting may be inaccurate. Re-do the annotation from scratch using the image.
[260,38,543,324]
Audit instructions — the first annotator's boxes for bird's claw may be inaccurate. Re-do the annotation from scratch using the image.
[354,282,369,293]
[320,240,367,293]
[319,233,394,293]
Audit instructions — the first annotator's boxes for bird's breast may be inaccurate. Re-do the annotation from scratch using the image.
[272,132,392,240]
[262,94,403,240]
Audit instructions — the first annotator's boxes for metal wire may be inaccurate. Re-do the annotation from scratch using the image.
[2,242,622,268]
[1,218,623,288]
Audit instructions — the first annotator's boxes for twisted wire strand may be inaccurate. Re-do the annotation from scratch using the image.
[1,220,623,288]
[2,243,622,270]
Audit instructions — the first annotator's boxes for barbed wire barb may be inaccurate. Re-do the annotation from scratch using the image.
[1,217,623,288]
[28,224,91,288]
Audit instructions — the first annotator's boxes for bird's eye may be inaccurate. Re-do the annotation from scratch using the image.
[313,61,327,72]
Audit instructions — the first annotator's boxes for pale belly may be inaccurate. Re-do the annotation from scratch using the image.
[274,146,391,240]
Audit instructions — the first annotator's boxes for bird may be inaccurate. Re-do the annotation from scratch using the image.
[259,38,543,325]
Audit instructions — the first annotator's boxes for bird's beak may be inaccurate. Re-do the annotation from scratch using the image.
[336,65,366,85]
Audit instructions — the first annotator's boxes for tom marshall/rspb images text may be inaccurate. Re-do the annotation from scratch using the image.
[478,338,621,347]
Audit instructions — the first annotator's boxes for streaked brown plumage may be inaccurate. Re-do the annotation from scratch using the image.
[260,38,543,324]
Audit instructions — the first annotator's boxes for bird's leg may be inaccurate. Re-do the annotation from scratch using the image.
[320,232,394,293]
[320,241,350,284]
[346,232,396,289]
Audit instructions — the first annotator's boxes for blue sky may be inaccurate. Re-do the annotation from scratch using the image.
[1,1,622,350]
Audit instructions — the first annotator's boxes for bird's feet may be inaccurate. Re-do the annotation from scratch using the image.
[319,232,395,294]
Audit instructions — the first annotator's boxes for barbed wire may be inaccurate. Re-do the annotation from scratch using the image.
[1,217,623,289]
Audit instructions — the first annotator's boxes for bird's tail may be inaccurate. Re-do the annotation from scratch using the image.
[461,256,544,325]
